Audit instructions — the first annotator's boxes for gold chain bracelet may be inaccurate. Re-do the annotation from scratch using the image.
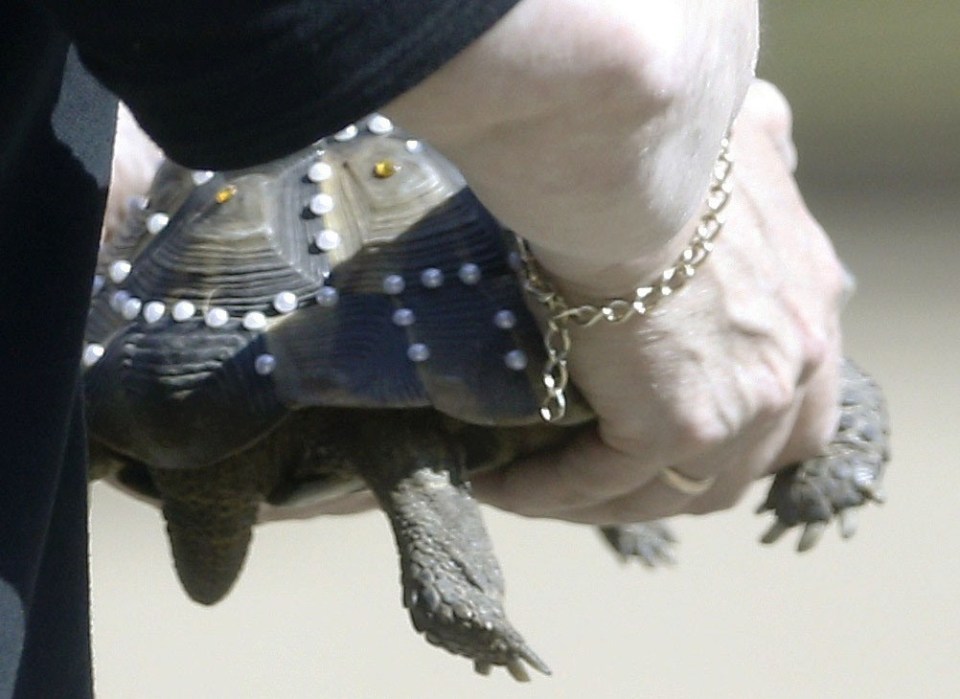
[515,138,734,423]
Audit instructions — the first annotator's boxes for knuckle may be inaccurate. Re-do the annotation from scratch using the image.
[751,361,797,420]
[820,254,849,305]
[671,403,734,454]
[789,302,839,387]
[745,79,794,138]
[799,326,831,380]
[793,405,839,460]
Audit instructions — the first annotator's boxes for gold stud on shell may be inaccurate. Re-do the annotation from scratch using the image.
[215,185,238,204]
[373,159,398,179]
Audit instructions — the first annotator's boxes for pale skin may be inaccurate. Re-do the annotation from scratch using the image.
[106,0,847,524]
[469,81,847,522]
[385,0,846,522]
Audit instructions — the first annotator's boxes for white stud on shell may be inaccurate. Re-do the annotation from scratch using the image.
[242,311,268,331]
[333,124,359,141]
[91,275,105,296]
[191,170,215,186]
[82,343,105,368]
[109,290,131,313]
[273,291,298,314]
[458,263,482,285]
[309,193,335,216]
[146,213,170,235]
[314,229,341,251]
[420,268,444,289]
[367,114,394,135]
[204,307,229,328]
[407,343,430,362]
[383,274,405,295]
[307,161,333,183]
[108,260,132,284]
[493,310,517,330]
[121,297,143,321]
[392,308,415,327]
[254,354,277,376]
[171,300,196,322]
[316,287,339,307]
[128,194,149,211]
[504,349,528,371]
[143,301,166,324]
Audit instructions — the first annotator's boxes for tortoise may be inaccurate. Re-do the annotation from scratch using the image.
[83,114,890,681]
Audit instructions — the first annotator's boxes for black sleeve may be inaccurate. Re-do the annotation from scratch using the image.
[43,0,522,169]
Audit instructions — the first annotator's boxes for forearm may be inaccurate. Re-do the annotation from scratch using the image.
[384,0,759,294]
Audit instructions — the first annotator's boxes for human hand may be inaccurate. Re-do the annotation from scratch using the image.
[102,103,163,243]
[471,80,850,523]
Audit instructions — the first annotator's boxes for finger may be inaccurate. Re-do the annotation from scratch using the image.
[557,403,797,524]
[256,490,378,522]
[769,351,842,471]
[554,477,698,524]
[470,428,660,517]
[103,104,163,242]
[768,272,843,472]
[739,79,798,172]
[685,415,797,515]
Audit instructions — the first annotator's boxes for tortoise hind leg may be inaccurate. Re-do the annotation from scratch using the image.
[149,457,260,605]
[351,410,549,681]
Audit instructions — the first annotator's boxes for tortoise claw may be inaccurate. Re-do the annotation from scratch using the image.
[474,660,492,676]
[760,521,790,546]
[797,521,828,552]
[861,482,887,504]
[839,509,859,540]
[506,659,530,683]
[474,653,549,682]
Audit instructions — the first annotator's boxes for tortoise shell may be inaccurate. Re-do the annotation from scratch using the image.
[84,115,588,477]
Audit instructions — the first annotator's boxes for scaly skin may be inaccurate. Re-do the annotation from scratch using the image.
[350,410,550,680]
[149,458,260,605]
[757,359,890,550]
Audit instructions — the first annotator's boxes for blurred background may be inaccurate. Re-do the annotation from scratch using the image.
[89,3,960,698]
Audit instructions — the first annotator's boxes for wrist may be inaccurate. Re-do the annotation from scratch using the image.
[522,226,693,305]
[521,138,733,306]
[385,1,757,271]
[515,137,734,423]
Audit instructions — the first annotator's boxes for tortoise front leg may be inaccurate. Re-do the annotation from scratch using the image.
[757,358,890,550]
[352,410,549,681]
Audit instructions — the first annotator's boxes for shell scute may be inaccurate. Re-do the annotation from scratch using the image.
[85,115,569,471]
[85,322,286,470]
